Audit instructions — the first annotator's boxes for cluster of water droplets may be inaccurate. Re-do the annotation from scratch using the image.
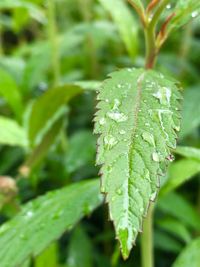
[106,98,128,123]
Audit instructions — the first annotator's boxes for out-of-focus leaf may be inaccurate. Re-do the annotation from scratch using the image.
[0,179,103,267]
[65,131,96,173]
[158,192,200,231]
[73,81,101,91]
[168,1,200,34]
[28,85,82,145]
[157,218,192,244]
[175,146,200,161]
[35,243,58,267]
[161,159,200,195]
[0,68,23,120]
[0,0,45,23]
[154,230,183,253]
[0,57,25,85]
[98,0,138,58]
[172,237,200,267]
[66,226,92,267]
[0,116,28,147]
[23,116,64,172]
[180,87,200,138]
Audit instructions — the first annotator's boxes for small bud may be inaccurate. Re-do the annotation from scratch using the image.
[0,176,18,195]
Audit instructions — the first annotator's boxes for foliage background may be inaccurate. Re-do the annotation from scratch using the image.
[0,0,200,266]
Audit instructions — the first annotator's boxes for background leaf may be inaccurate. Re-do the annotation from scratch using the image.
[0,116,28,147]
[172,237,200,267]
[98,0,138,59]
[0,179,103,267]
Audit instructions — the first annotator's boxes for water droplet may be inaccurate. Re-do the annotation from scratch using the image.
[117,84,122,89]
[166,4,171,9]
[140,208,144,213]
[52,210,63,220]
[150,191,157,201]
[104,135,118,149]
[152,152,160,162]
[107,111,128,122]
[25,210,34,219]
[145,122,150,126]
[111,196,116,202]
[105,99,109,103]
[191,11,198,18]
[153,87,171,105]
[119,130,126,135]
[113,99,120,109]
[116,188,123,195]
[20,233,27,240]
[142,132,155,146]
[99,117,106,125]
[83,203,92,215]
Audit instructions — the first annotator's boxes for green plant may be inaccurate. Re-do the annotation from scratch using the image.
[0,1,200,267]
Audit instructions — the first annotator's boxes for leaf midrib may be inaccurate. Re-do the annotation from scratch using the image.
[126,72,145,229]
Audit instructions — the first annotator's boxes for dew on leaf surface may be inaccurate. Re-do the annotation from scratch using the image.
[104,135,118,149]
[152,152,160,162]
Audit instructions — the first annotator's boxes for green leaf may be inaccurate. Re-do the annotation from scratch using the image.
[35,243,58,267]
[168,1,200,33]
[0,116,28,147]
[175,146,200,161]
[180,87,200,138]
[65,130,96,173]
[161,159,200,195]
[98,0,138,58]
[28,85,82,145]
[158,192,200,231]
[0,179,103,267]
[157,218,192,244]
[94,68,182,258]
[24,115,65,172]
[67,226,92,267]
[172,238,200,267]
[127,0,144,13]
[154,230,183,253]
[0,0,45,23]
[0,68,23,120]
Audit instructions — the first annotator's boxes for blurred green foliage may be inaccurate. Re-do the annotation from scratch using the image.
[0,0,199,266]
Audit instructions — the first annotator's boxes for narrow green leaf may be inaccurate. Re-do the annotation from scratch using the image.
[0,68,23,120]
[158,192,200,231]
[28,85,82,144]
[175,146,200,161]
[35,243,58,267]
[94,68,182,258]
[161,159,200,195]
[0,179,103,267]
[154,230,183,253]
[98,0,138,58]
[157,218,192,244]
[24,116,64,171]
[0,116,28,147]
[180,87,200,138]
[169,1,200,32]
[173,237,200,267]
[0,0,45,23]
[67,226,92,267]
[65,130,96,173]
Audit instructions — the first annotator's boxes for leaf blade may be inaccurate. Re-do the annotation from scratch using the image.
[0,179,103,267]
[94,68,182,258]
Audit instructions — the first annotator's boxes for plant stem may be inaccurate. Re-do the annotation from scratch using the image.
[141,204,154,267]
[47,0,60,87]
[145,0,170,68]
[144,24,157,69]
